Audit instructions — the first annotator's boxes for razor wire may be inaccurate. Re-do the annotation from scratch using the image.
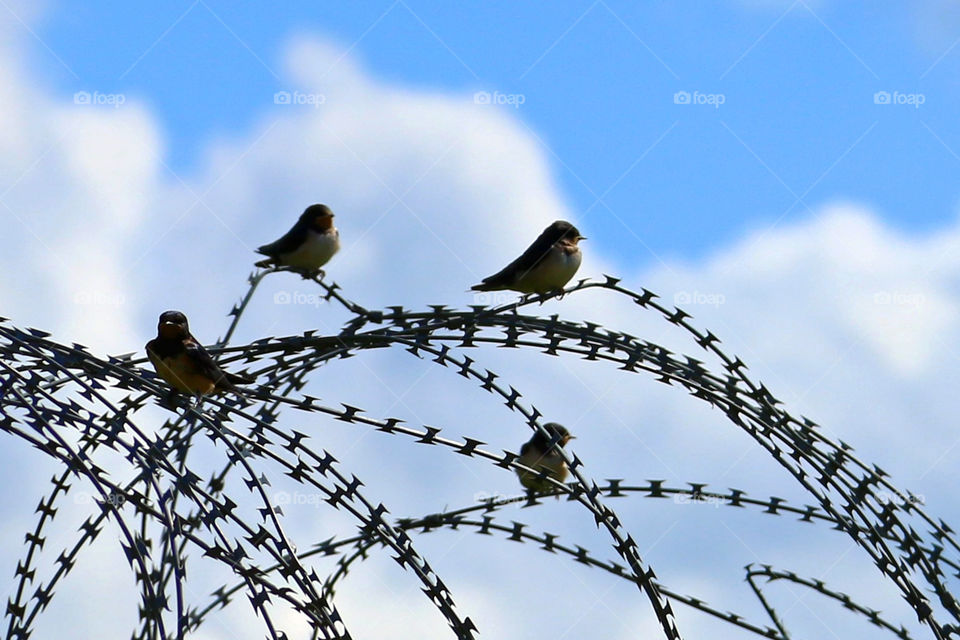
[0,269,956,639]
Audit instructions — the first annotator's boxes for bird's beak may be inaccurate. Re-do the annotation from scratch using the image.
[159,321,182,337]
[578,236,587,241]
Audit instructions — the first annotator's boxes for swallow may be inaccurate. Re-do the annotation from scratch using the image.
[516,423,576,492]
[145,310,252,395]
[471,220,585,295]
[255,203,340,274]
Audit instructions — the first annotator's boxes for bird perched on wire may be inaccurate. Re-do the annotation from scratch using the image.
[255,203,340,275]
[145,310,252,395]
[471,220,585,296]
[516,423,576,492]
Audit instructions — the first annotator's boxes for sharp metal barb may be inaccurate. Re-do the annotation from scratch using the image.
[0,276,956,639]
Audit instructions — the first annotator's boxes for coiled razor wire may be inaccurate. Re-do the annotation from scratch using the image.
[0,269,957,639]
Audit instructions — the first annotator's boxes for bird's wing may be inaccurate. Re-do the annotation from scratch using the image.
[478,230,557,288]
[183,339,232,383]
[144,339,166,372]
[256,224,307,257]
[188,339,252,390]
[147,336,185,359]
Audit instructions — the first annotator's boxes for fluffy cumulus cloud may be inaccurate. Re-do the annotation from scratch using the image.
[703,204,959,376]
[643,203,960,483]
[0,7,159,352]
[134,36,576,332]
[2,14,959,640]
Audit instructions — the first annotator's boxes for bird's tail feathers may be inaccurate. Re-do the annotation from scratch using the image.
[225,371,254,386]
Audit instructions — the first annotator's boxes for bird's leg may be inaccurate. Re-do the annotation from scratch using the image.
[297,267,325,280]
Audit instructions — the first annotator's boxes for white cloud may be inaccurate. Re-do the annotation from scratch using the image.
[0,22,957,640]
[661,203,960,376]
[0,24,159,352]
[637,202,960,490]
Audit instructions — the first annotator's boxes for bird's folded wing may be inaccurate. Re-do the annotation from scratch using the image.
[257,226,305,257]
[478,234,555,288]
[184,341,228,380]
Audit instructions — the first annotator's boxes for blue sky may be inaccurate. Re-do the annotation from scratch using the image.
[3,2,960,638]
[27,1,960,261]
